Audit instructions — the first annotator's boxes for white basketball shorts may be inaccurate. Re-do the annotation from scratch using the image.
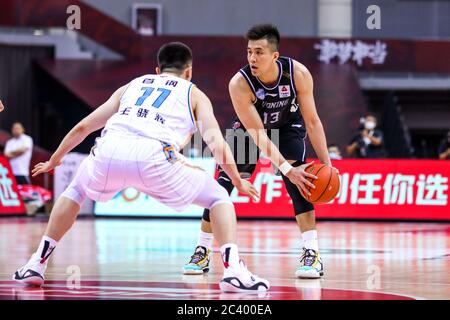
[61,133,232,212]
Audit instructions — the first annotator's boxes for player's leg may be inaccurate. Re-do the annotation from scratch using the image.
[277,123,323,279]
[183,167,257,274]
[140,149,269,292]
[192,176,269,292]
[183,169,235,274]
[183,122,258,274]
[281,168,323,278]
[295,213,322,278]
[13,178,86,286]
[13,145,123,287]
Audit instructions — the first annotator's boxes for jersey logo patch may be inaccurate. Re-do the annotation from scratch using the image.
[279,85,291,98]
[162,143,176,162]
[256,89,265,100]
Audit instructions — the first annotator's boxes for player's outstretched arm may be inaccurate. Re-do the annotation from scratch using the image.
[192,86,259,200]
[32,85,127,177]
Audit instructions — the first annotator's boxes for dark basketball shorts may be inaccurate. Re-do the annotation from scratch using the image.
[216,118,314,215]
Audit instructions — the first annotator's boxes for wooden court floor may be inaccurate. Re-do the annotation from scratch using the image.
[0,217,448,300]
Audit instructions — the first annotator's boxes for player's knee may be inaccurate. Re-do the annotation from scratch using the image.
[208,184,232,210]
[293,198,314,216]
[194,177,233,211]
[281,169,314,216]
[61,186,86,207]
[217,172,235,195]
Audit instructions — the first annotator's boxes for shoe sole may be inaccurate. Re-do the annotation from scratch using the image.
[295,271,324,279]
[219,281,269,293]
[182,267,209,275]
[13,276,44,287]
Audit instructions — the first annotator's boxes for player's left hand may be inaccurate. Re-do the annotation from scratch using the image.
[32,159,61,177]
[235,179,260,201]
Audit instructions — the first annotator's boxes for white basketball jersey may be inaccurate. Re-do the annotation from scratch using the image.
[103,74,196,150]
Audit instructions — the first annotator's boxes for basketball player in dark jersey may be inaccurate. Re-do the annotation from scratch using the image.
[184,24,337,279]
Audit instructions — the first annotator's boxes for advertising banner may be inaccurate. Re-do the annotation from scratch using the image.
[0,156,26,215]
[94,158,449,221]
[233,159,449,221]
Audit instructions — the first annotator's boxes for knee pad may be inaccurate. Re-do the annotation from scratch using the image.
[202,171,235,222]
[281,160,314,216]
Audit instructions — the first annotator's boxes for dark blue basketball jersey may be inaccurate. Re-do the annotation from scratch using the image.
[239,56,305,131]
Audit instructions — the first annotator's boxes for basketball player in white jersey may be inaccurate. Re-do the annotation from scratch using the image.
[13,42,269,293]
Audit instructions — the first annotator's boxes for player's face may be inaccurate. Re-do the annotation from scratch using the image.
[247,39,279,77]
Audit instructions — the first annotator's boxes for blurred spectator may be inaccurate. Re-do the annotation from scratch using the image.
[328,143,342,160]
[4,122,33,184]
[438,130,450,160]
[346,114,385,158]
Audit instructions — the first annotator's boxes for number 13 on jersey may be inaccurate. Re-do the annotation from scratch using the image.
[135,87,171,108]
[263,111,280,124]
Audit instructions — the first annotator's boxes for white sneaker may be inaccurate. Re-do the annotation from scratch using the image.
[13,254,47,287]
[219,260,270,293]
[295,248,324,279]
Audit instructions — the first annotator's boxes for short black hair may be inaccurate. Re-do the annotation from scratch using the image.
[246,24,280,51]
[157,42,193,73]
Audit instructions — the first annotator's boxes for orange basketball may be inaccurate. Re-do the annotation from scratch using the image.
[301,163,340,204]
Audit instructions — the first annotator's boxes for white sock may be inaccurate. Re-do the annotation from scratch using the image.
[302,230,319,251]
[197,231,213,251]
[33,235,58,264]
[220,243,240,269]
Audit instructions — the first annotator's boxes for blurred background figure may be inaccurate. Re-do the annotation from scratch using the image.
[346,115,385,158]
[4,122,33,185]
[137,14,155,36]
[328,143,342,160]
[438,130,450,160]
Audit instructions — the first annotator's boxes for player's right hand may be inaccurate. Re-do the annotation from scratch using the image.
[32,159,62,177]
[285,161,317,197]
[234,179,260,201]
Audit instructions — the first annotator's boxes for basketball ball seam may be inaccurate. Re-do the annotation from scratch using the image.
[305,164,327,198]
[311,166,333,203]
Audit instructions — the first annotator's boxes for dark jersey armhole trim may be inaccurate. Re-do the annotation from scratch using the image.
[239,69,258,104]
